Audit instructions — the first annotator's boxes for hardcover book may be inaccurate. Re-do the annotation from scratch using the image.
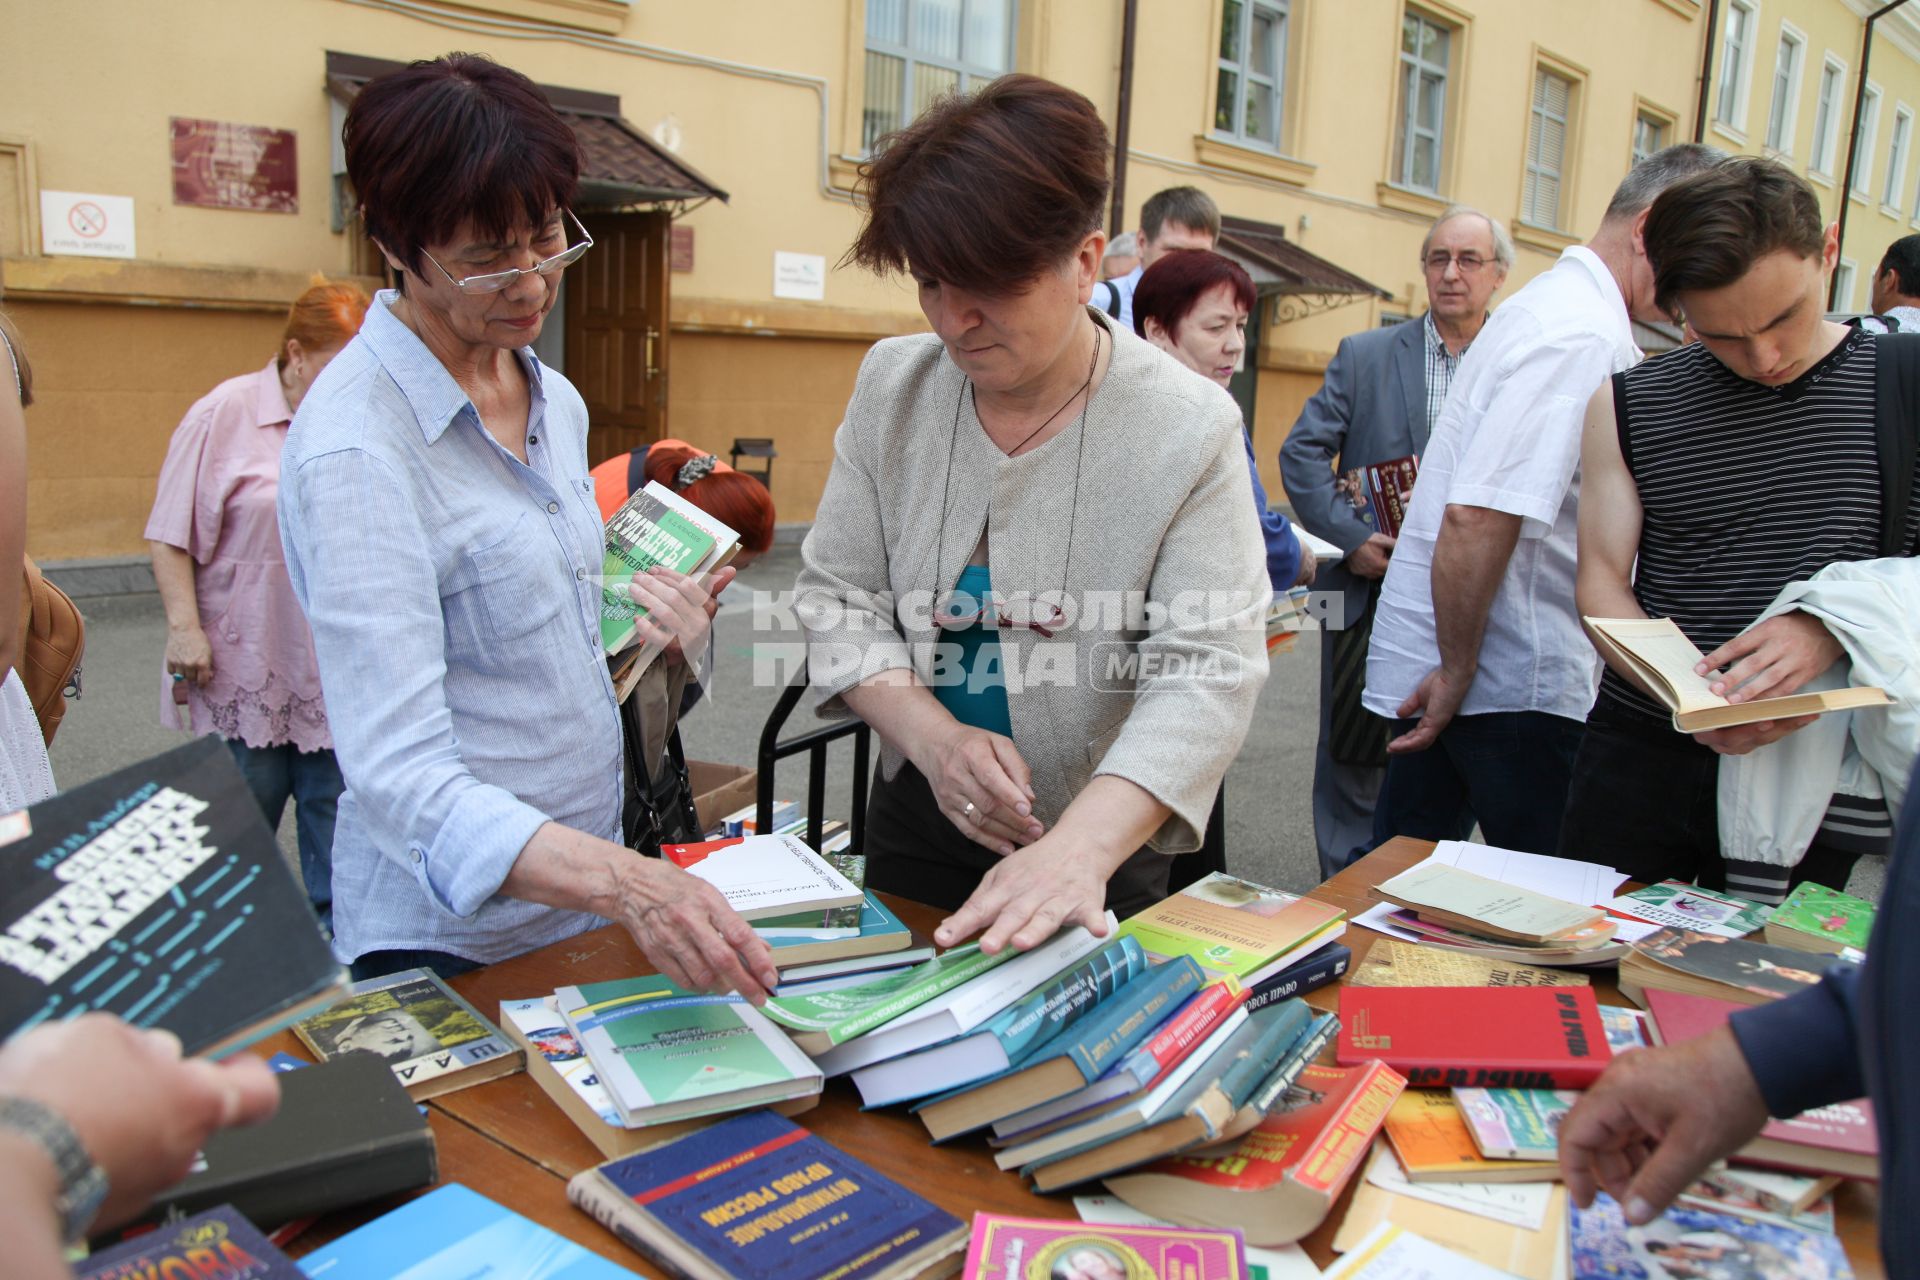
[1347,938,1589,990]
[1585,615,1890,733]
[759,942,1019,1055]
[293,967,522,1101]
[567,1110,967,1280]
[1454,1088,1576,1161]
[1103,1060,1406,1247]
[1118,872,1345,980]
[1765,882,1875,955]
[556,975,822,1127]
[106,1050,435,1238]
[1242,942,1351,1011]
[1339,454,1419,540]
[1382,1088,1559,1183]
[852,936,1148,1107]
[1569,1190,1855,1280]
[80,1206,302,1280]
[0,737,345,1058]
[960,1214,1247,1280]
[297,1182,633,1278]
[1607,881,1772,939]
[1336,986,1612,1089]
[660,834,864,923]
[759,893,919,968]
[601,479,738,656]
[1618,928,1842,1008]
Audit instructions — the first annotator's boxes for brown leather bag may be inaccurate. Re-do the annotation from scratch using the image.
[16,555,84,745]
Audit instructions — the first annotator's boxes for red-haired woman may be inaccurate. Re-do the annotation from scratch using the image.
[589,439,775,568]
[146,277,370,931]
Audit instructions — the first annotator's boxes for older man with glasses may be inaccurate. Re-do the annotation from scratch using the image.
[279,53,775,998]
[1281,207,1510,877]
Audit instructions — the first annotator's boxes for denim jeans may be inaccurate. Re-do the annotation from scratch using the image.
[224,738,341,932]
[1364,710,1585,864]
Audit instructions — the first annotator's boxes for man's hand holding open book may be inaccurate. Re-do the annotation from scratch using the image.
[1691,612,1842,756]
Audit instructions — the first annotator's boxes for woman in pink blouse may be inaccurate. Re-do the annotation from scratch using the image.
[146,279,370,932]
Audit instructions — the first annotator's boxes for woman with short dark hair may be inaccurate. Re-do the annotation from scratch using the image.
[280,54,773,996]
[798,75,1271,954]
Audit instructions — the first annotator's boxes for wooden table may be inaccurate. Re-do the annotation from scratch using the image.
[273,838,1882,1276]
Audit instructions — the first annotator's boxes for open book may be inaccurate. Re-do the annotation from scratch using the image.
[1585,615,1891,733]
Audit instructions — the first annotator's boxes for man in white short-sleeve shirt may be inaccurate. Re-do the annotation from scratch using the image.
[1358,144,1724,860]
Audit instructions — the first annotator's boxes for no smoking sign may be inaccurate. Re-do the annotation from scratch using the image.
[41,190,135,259]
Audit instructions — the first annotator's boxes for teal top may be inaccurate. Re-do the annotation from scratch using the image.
[931,564,1013,737]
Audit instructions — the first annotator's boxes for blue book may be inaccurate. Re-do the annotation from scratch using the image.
[912,955,1206,1142]
[758,894,919,970]
[297,1183,630,1278]
[849,936,1150,1107]
[1243,941,1351,1011]
[566,1110,967,1280]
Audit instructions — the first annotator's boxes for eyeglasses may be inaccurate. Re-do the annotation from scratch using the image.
[934,593,1068,639]
[1422,251,1492,274]
[422,209,594,295]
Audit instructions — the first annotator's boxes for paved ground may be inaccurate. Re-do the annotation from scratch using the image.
[47,542,1879,902]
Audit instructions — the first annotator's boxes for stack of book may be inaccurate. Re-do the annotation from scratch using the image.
[1617,927,1853,1009]
[1367,862,1625,966]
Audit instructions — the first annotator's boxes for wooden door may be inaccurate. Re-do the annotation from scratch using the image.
[566,210,670,466]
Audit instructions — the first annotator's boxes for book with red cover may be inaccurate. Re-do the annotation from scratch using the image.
[1336,985,1612,1088]
[1102,1060,1406,1246]
[659,835,746,868]
[1340,454,1420,539]
[1643,988,1878,1180]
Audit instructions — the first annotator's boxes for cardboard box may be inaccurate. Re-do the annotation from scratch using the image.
[686,760,757,835]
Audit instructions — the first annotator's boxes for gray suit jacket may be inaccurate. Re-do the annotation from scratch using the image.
[1279,315,1432,627]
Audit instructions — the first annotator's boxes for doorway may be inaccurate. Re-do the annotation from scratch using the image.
[565,209,671,467]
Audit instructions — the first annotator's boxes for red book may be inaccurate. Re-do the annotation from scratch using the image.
[1336,986,1612,1089]
[1644,988,1877,1180]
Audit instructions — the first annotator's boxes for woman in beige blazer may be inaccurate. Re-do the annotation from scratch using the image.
[796,75,1271,956]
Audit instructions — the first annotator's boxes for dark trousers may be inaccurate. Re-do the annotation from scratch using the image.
[1558,704,1862,891]
[225,738,341,932]
[864,763,1172,920]
[349,948,484,983]
[1365,710,1585,863]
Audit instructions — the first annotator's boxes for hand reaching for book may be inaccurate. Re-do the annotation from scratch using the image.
[625,565,735,670]
[1559,1025,1769,1226]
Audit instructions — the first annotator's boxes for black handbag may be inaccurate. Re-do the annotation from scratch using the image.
[619,699,704,855]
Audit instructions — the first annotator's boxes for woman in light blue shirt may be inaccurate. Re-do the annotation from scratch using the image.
[279,53,774,997]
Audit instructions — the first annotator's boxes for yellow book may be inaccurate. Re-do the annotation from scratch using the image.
[1349,940,1590,990]
[1382,1090,1561,1184]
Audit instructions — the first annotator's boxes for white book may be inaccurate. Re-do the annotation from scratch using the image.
[992,1005,1250,1171]
[676,833,863,922]
[775,945,937,987]
[812,918,1112,1077]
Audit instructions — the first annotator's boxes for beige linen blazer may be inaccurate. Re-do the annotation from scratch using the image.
[796,311,1270,859]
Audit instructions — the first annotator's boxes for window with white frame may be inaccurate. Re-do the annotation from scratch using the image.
[1766,27,1804,153]
[1714,0,1756,130]
[1523,67,1575,230]
[1393,10,1452,192]
[1632,112,1668,166]
[1835,258,1857,311]
[1214,0,1290,150]
[1887,107,1913,209]
[862,0,1014,153]
[1811,56,1845,175]
[1851,84,1882,196]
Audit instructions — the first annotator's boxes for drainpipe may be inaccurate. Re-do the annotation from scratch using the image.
[1110,0,1139,237]
[1834,0,1917,308]
[1693,0,1721,142]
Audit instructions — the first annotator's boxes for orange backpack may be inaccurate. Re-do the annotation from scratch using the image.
[17,555,84,745]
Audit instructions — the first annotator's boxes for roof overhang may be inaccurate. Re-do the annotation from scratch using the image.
[1215,214,1391,323]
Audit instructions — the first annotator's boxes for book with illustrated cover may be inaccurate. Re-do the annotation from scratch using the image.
[0,737,345,1059]
[1608,881,1772,939]
[1454,1088,1576,1160]
[1695,1166,1841,1218]
[292,967,521,1101]
[79,1206,301,1280]
[556,975,822,1127]
[758,893,918,968]
[1569,1190,1854,1279]
[1618,928,1842,1009]
[1678,1173,1837,1235]
[568,1110,967,1280]
[1382,1089,1559,1183]
[1348,938,1590,990]
[760,938,1018,1054]
[1585,615,1891,733]
[961,1213,1247,1280]
[298,1182,634,1278]
[601,479,738,656]
[1339,454,1419,539]
[1337,986,1612,1089]
[1118,871,1345,981]
[1765,882,1875,955]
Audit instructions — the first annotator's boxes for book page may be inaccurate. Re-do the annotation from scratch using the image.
[1586,617,1725,713]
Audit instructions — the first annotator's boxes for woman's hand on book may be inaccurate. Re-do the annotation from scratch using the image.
[933,830,1120,955]
[1559,1025,1769,1225]
[616,858,779,1004]
[1697,612,1843,704]
[626,565,735,668]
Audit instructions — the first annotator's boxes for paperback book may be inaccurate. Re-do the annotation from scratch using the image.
[1569,1190,1854,1279]
[0,737,345,1058]
[1340,454,1419,539]
[79,1207,301,1280]
[760,941,1016,1054]
[961,1213,1248,1280]
[1243,941,1351,1010]
[601,479,738,656]
[1118,871,1345,980]
[567,1110,967,1280]
[296,1182,634,1278]
[1372,862,1613,945]
[1607,881,1772,939]
[758,893,918,968]
[660,834,863,923]
[1765,882,1875,955]
[1347,938,1589,990]
[293,967,521,1100]
[1454,1087,1576,1161]
[1619,928,1842,1008]
[1382,1088,1559,1183]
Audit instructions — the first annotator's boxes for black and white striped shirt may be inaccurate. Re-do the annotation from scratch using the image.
[1597,325,1920,726]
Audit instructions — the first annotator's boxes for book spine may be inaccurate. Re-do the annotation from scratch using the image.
[985,940,1146,1061]
[568,1173,702,1280]
[1393,1062,1606,1090]
[834,948,1011,1043]
[1067,961,1205,1081]
[1113,982,1245,1085]
[1248,1013,1339,1113]
[1243,947,1351,1011]
[1288,1061,1404,1196]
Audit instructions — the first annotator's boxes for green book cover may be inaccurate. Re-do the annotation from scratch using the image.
[760,942,1014,1045]
[1116,871,1344,979]
[557,976,818,1122]
[600,489,716,652]
[1609,880,1772,938]
[1770,882,1875,951]
[760,894,910,953]
[1453,1087,1575,1160]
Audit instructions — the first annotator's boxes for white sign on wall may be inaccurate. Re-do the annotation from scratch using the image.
[41,191,137,259]
[773,251,826,301]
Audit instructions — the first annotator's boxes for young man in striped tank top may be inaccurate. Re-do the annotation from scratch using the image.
[1565,157,1919,900]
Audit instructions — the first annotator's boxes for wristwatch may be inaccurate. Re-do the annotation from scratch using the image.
[0,1096,109,1241]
